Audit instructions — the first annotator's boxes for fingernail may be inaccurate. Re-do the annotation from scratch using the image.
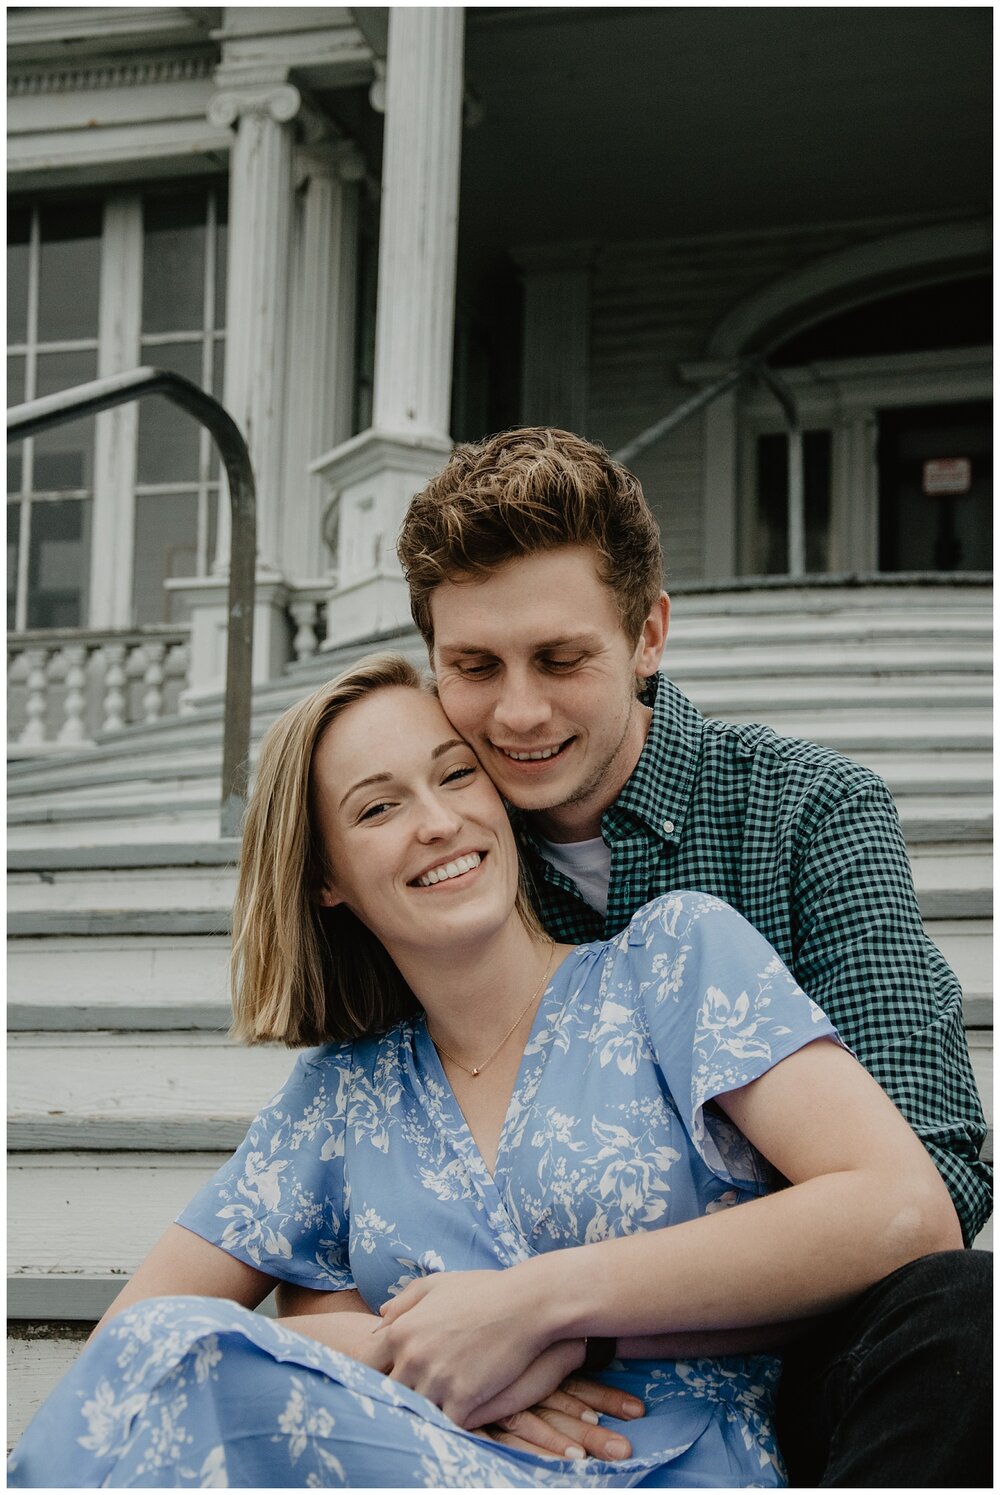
[606,1437,630,1458]
[565,1444,587,1460]
[580,1409,600,1424]
[622,1397,644,1416]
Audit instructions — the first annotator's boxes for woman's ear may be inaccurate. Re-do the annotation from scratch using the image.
[316,882,345,909]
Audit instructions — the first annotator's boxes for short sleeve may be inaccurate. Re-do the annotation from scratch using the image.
[176,1044,355,1291]
[629,892,842,1189]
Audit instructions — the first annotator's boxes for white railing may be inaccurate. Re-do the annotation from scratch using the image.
[7,627,190,754]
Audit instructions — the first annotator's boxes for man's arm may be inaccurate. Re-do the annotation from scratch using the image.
[787,775,989,1242]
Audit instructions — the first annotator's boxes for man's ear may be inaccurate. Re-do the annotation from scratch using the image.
[635,592,670,678]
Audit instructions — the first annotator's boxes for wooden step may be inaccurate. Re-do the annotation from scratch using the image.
[8,1032,300,1149]
[7,935,232,1030]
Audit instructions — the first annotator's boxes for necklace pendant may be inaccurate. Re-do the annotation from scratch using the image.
[471,1066,480,1077]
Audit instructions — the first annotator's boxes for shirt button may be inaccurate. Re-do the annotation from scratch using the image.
[662,819,675,835]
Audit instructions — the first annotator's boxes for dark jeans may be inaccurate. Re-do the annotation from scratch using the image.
[774,1249,992,1487]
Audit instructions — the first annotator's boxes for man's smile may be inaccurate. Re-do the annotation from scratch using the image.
[493,738,573,763]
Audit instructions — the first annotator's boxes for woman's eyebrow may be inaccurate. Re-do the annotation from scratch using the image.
[431,738,466,760]
[338,741,466,808]
[339,772,390,809]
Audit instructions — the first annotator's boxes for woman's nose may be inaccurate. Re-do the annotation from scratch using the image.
[414,793,463,841]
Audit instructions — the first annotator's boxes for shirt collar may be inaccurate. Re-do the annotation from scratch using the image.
[600,673,703,845]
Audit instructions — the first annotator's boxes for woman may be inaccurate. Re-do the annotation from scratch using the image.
[9,654,960,1488]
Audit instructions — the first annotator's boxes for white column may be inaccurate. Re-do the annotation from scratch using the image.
[208,78,300,575]
[282,139,363,582]
[312,7,465,646]
[372,7,464,439]
[515,244,594,432]
[173,77,300,696]
[91,195,142,627]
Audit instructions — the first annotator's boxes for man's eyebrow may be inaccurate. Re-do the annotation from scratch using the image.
[338,740,466,808]
[438,634,599,655]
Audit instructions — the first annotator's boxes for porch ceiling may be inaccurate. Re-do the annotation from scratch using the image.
[458,6,991,272]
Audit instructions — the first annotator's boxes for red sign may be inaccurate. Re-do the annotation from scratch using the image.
[922,458,972,496]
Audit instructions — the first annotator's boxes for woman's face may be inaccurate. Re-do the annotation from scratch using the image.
[311,686,522,960]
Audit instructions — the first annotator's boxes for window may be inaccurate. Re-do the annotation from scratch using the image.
[135,189,227,624]
[752,430,833,575]
[7,202,101,628]
[6,185,227,632]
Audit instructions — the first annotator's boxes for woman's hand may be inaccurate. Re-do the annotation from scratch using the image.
[376,1268,555,1426]
[479,1375,644,1462]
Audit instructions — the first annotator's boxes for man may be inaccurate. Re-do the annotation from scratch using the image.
[397,425,991,1486]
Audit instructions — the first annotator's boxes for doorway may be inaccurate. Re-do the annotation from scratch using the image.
[877,401,992,572]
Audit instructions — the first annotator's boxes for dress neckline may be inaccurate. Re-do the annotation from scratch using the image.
[412,942,583,1188]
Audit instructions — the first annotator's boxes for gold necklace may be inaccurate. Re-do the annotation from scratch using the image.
[429,941,556,1079]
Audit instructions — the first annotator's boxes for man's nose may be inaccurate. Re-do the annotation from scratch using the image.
[492,673,552,735]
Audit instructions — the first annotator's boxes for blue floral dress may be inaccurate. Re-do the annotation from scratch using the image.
[9,893,839,1488]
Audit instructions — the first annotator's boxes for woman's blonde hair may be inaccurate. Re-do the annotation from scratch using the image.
[230,652,543,1047]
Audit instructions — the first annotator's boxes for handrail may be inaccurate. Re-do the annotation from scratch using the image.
[7,367,256,837]
[613,355,806,579]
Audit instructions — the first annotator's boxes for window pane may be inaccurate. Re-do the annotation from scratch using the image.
[142,193,207,335]
[754,431,832,574]
[210,338,226,479]
[37,202,102,343]
[214,202,228,330]
[8,204,31,344]
[137,340,202,484]
[132,490,198,624]
[33,349,97,491]
[27,495,92,628]
[8,501,20,629]
[8,356,26,492]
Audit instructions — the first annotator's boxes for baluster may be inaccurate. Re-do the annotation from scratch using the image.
[164,640,189,717]
[18,646,51,746]
[101,642,128,733]
[57,644,89,744]
[141,640,166,723]
[290,600,320,663]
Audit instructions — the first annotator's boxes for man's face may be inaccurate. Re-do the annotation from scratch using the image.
[430,545,668,841]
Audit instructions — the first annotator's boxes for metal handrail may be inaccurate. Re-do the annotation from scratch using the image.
[7,367,256,837]
[613,356,806,579]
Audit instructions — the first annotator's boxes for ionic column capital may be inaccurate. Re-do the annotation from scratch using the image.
[208,81,302,130]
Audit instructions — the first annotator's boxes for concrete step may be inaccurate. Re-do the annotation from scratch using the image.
[7,1032,300,1150]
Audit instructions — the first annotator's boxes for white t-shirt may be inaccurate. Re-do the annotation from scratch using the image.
[532,833,612,919]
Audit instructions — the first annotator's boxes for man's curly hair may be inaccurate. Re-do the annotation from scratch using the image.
[397,426,664,647]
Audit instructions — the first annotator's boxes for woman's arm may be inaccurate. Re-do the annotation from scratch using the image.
[91,1225,381,1362]
[377,1039,962,1426]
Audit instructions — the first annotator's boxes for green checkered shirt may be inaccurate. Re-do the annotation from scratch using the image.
[514,673,991,1244]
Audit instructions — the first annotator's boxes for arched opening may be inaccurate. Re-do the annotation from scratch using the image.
[726,240,991,577]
